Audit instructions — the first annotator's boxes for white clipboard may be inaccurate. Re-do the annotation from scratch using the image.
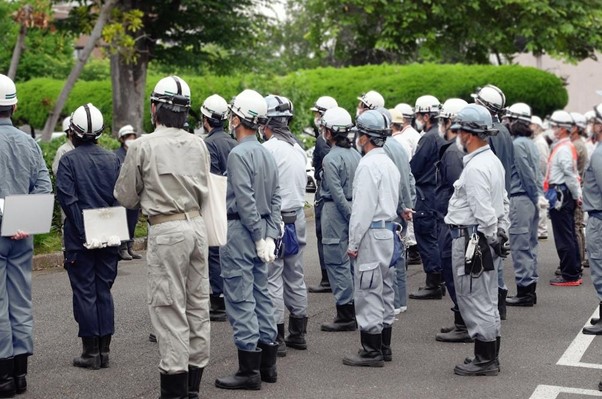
[0,194,54,237]
[83,206,129,244]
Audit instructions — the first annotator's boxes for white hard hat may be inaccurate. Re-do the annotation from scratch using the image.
[415,95,441,115]
[394,103,414,118]
[0,74,17,107]
[531,115,544,128]
[118,124,136,138]
[595,103,602,123]
[471,84,506,114]
[201,94,228,120]
[439,98,468,119]
[321,106,353,134]
[62,117,71,133]
[549,110,574,129]
[310,96,338,114]
[265,94,293,119]
[570,112,587,129]
[357,90,385,110]
[150,76,191,111]
[389,108,404,124]
[584,110,596,123]
[70,103,104,139]
[506,102,532,123]
[229,89,267,126]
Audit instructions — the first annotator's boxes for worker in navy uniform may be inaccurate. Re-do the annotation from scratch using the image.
[200,94,237,323]
[343,109,400,367]
[583,103,602,338]
[471,85,514,319]
[445,104,509,376]
[308,96,338,293]
[0,74,51,397]
[215,90,282,391]
[114,124,141,261]
[433,98,472,343]
[410,95,446,300]
[503,104,542,307]
[261,95,309,357]
[318,107,362,332]
[56,103,121,372]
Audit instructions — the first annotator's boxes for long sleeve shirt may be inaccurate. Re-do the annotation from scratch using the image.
[445,145,509,242]
[114,125,209,217]
[410,124,445,187]
[384,136,416,213]
[263,136,307,211]
[583,143,602,212]
[533,134,550,176]
[204,127,237,176]
[348,148,400,252]
[510,136,542,204]
[435,140,464,218]
[225,135,282,241]
[320,146,361,221]
[52,140,75,175]
[488,121,515,193]
[547,138,582,199]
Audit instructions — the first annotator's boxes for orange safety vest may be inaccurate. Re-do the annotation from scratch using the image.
[543,138,579,191]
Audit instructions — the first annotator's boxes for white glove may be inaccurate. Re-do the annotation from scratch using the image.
[265,237,276,263]
[255,239,269,263]
[84,239,104,250]
[106,235,121,247]
[538,195,549,209]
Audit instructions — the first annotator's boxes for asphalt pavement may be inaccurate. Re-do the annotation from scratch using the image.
[22,215,602,399]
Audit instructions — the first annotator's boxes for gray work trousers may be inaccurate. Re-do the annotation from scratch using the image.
[353,228,395,334]
[322,202,354,306]
[268,208,308,324]
[452,235,500,342]
[220,219,277,351]
[509,195,539,287]
[587,216,602,300]
[538,195,549,237]
[147,217,210,374]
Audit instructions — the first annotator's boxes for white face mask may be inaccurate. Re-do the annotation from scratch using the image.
[124,138,135,148]
[455,135,466,153]
[415,116,424,132]
[314,117,321,130]
[438,122,446,139]
[356,108,362,118]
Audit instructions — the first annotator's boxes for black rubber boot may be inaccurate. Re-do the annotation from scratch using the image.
[409,273,443,300]
[99,335,111,368]
[321,303,357,332]
[591,301,602,325]
[160,372,188,399]
[343,331,385,367]
[215,348,262,390]
[454,339,499,376]
[498,288,508,320]
[436,311,473,343]
[118,243,133,261]
[13,354,27,395]
[276,324,287,357]
[308,268,331,293]
[505,284,535,307]
[257,342,278,383]
[187,366,203,399]
[285,316,307,350]
[0,358,16,399]
[73,337,101,370]
[127,241,142,259]
[381,325,392,362]
[584,302,602,335]
[531,283,537,305]
[209,295,227,322]
[407,245,422,265]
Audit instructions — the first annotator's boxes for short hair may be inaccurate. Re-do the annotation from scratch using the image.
[205,116,223,129]
[154,103,188,129]
[509,121,533,137]
[0,106,14,118]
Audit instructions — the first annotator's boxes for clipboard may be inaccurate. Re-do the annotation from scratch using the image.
[83,206,129,244]
[0,194,54,237]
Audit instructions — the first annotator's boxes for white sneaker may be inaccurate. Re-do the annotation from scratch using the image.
[394,306,407,315]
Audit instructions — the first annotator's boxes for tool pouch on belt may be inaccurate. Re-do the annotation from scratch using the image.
[280,212,299,258]
[545,186,564,211]
[390,223,403,267]
[463,231,494,277]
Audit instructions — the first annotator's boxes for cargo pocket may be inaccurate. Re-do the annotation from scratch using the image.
[358,262,380,290]
[63,251,78,270]
[222,269,249,304]
[413,211,435,234]
[147,274,173,307]
[322,237,346,265]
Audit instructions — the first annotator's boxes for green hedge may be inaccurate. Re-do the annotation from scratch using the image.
[15,63,567,139]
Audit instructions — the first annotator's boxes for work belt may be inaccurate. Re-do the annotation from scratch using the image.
[509,192,527,198]
[322,197,352,202]
[589,210,602,220]
[370,220,395,230]
[227,212,269,221]
[281,210,297,224]
[148,210,201,226]
[448,224,478,240]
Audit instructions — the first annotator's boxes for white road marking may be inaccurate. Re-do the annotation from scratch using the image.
[557,308,602,369]
[530,384,602,398]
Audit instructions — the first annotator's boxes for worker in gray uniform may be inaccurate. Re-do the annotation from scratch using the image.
[114,76,210,399]
[582,103,602,336]
[215,89,282,391]
[445,104,509,377]
[261,95,309,356]
[343,109,400,367]
[504,104,542,307]
[319,106,362,332]
[472,85,514,319]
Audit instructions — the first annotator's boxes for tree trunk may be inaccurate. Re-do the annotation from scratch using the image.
[110,51,148,136]
[8,24,27,80]
[40,0,118,141]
